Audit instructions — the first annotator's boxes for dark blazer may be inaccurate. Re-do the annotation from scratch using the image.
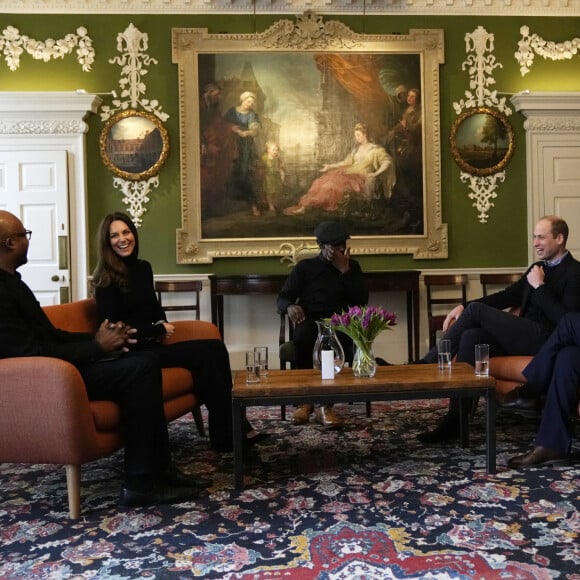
[0,269,102,366]
[473,252,580,334]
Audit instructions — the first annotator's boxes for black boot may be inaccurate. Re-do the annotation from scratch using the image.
[498,384,542,414]
[417,412,460,443]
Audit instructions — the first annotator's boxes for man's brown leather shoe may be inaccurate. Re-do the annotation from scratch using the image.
[293,404,314,425]
[318,405,344,428]
[508,446,569,469]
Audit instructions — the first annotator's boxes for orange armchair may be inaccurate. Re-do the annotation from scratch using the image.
[0,298,221,518]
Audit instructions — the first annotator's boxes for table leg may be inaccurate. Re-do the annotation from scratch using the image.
[486,389,497,474]
[232,400,245,490]
[406,290,413,362]
[458,397,470,447]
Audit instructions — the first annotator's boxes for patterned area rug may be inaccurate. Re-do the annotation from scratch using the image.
[1,400,579,579]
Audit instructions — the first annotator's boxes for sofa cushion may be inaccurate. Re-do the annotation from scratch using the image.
[489,356,530,383]
[162,367,194,399]
[43,299,98,333]
[90,401,121,431]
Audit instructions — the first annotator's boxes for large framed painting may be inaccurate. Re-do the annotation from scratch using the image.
[172,12,446,263]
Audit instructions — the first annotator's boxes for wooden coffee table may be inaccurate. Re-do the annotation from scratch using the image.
[231,363,496,489]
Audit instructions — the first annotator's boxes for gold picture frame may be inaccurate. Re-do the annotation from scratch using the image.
[450,107,515,176]
[99,109,170,181]
[172,12,446,263]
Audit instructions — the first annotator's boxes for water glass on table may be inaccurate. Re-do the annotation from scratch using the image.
[245,350,260,383]
[254,346,268,377]
[437,339,452,370]
[475,343,490,376]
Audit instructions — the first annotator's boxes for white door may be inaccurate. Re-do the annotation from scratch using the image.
[542,142,580,258]
[0,150,70,306]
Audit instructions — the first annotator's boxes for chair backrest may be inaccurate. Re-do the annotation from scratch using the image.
[155,280,202,320]
[479,272,522,297]
[43,298,98,333]
[278,311,296,369]
[423,274,468,348]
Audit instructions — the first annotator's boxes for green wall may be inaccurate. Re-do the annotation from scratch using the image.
[2,13,580,275]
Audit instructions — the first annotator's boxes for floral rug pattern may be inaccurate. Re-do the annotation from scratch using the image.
[1,400,579,579]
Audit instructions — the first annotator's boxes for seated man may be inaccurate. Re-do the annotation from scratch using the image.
[416,215,580,443]
[276,221,368,427]
[507,312,580,468]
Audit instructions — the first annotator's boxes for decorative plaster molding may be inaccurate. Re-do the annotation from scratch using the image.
[516,26,580,77]
[0,0,577,15]
[522,118,580,132]
[453,27,511,116]
[0,25,94,72]
[0,92,101,135]
[453,26,511,224]
[100,24,169,226]
[100,24,168,122]
[511,91,580,116]
[460,172,506,224]
[511,91,580,131]
[0,119,88,134]
[112,176,159,227]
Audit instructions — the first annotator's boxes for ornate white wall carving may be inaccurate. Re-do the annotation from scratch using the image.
[453,26,512,224]
[100,24,169,226]
[0,0,576,15]
[0,25,94,71]
[516,26,580,77]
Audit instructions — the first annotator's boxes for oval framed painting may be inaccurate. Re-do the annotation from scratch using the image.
[99,109,170,181]
[450,107,515,176]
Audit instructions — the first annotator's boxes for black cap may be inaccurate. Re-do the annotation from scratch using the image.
[314,221,350,245]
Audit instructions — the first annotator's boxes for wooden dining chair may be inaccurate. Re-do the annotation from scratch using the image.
[155,280,203,320]
[423,274,468,349]
[479,272,522,297]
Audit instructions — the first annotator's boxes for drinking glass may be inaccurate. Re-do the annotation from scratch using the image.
[437,339,452,370]
[254,346,268,377]
[245,350,260,383]
[475,343,490,376]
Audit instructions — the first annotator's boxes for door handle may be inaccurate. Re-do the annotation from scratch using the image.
[51,275,60,282]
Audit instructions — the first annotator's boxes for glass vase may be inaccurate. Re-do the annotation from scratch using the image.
[352,340,377,378]
[312,320,345,374]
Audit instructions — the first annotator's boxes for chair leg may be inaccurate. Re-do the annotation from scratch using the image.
[366,401,371,417]
[192,406,206,437]
[281,404,286,420]
[65,464,81,519]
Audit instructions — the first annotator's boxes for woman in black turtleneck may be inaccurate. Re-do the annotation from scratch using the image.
[92,212,267,452]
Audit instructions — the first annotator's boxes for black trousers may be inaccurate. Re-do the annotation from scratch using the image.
[422,302,552,415]
[523,312,580,453]
[146,339,234,448]
[80,350,169,480]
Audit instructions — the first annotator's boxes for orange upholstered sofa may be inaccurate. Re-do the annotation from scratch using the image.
[0,298,221,518]
[489,356,530,396]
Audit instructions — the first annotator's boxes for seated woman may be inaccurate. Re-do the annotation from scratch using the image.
[92,212,268,452]
[283,123,395,216]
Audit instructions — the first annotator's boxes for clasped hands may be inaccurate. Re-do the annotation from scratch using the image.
[96,319,137,353]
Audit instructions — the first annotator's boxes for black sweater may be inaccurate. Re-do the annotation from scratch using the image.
[94,258,167,344]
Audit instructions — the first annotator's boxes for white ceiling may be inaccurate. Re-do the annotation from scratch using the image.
[0,0,577,16]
